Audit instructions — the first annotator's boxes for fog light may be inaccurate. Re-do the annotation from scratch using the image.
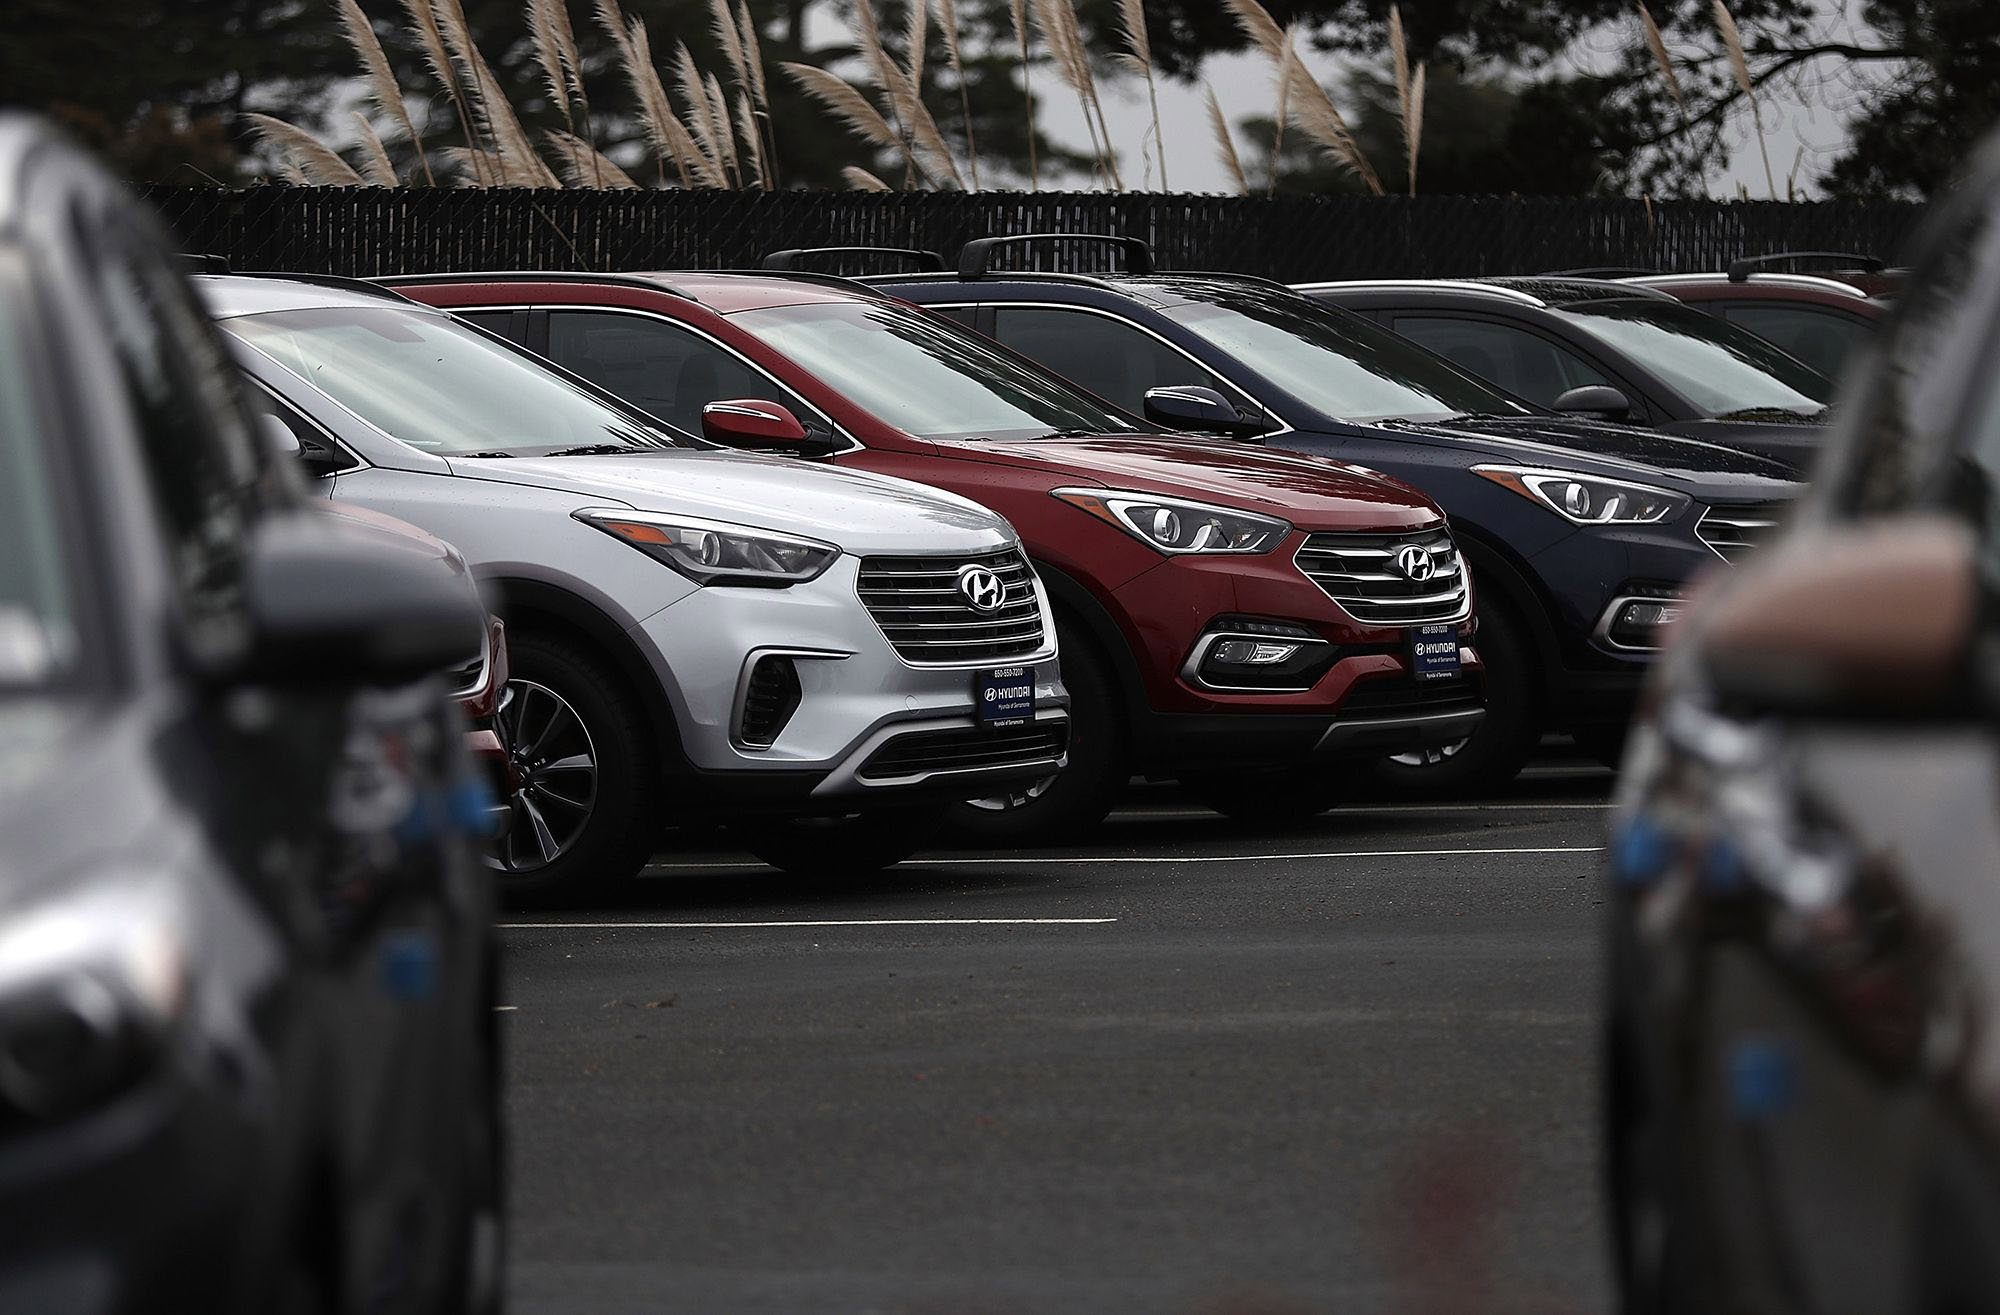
[1210,640,1300,666]
[1608,599,1684,649]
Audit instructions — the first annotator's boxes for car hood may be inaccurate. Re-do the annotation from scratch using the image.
[1378,415,1802,501]
[443,448,1015,554]
[933,433,1443,531]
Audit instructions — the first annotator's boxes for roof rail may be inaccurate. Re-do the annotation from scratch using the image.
[1294,278,1547,305]
[184,261,418,303]
[1726,250,1883,282]
[1541,266,1660,279]
[958,233,1154,281]
[762,246,944,273]
[371,269,703,304]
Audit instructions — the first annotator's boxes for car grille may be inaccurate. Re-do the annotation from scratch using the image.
[1339,673,1481,719]
[1293,525,1469,625]
[1697,502,1790,563]
[856,548,1049,665]
[857,720,1070,783]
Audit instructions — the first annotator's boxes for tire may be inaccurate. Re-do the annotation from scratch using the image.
[945,614,1127,845]
[1186,768,1342,823]
[739,806,945,876]
[1369,590,1542,797]
[489,631,659,903]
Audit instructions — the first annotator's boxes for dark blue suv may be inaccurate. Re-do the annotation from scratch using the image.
[848,236,1802,790]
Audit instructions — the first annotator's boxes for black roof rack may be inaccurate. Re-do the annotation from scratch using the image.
[370,269,703,304]
[1541,266,1661,279]
[763,246,944,274]
[1726,250,1884,282]
[180,253,232,274]
[958,233,1155,281]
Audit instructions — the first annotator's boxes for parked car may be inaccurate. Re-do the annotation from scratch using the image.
[1603,146,2000,1312]
[0,115,501,1313]
[1299,275,1833,469]
[197,272,1070,888]
[384,269,1484,833]
[855,238,1799,790]
[1624,255,1891,378]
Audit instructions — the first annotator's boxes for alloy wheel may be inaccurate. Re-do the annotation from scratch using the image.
[489,679,598,873]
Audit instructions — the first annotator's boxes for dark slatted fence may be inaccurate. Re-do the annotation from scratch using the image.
[138,186,1926,280]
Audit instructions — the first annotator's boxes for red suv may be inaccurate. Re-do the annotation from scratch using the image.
[1624,253,1895,377]
[387,271,1483,837]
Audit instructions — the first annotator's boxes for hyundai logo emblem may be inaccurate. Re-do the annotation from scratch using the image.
[1393,544,1437,583]
[956,565,1008,613]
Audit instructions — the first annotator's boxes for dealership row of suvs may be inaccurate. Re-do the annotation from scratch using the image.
[13,99,1985,1311]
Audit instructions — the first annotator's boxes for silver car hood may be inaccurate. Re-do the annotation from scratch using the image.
[443,449,1014,555]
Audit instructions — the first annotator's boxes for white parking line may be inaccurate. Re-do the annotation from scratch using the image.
[501,917,1122,929]
[638,844,1604,872]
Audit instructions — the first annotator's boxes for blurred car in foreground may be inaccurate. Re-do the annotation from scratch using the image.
[1625,254,1892,378]
[200,273,1069,888]
[0,115,500,1313]
[1604,147,2000,1313]
[389,267,1484,833]
[1302,276,1832,470]
[863,239,1796,789]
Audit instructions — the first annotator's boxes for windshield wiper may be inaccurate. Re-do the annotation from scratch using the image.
[1035,428,1108,440]
[541,443,640,456]
[456,450,516,458]
[1712,407,1824,425]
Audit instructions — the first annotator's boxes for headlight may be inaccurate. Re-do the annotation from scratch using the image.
[1471,465,1688,526]
[574,509,839,586]
[1051,488,1289,554]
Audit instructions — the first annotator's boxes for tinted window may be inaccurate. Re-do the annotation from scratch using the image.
[1395,316,1613,409]
[547,311,800,434]
[92,223,261,654]
[1552,298,1832,418]
[0,278,78,688]
[989,306,1230,413]
[1164,286,1532,423]
[732,300,1138,441]
[222,305,689,457]
[1721,304,1870,377]
[454,309,520,340]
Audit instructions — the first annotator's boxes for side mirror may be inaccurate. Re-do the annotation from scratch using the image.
[257,411,346,478]
[237,511,487,688]
[1143,385,1270,439]
[1701,517,1979,720]
[1552,385,1631,420]
[700,399,836,456]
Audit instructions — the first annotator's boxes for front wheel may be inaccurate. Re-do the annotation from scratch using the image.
[946,615,1126,845]
[1369,592,1541,797]
[739,806,945,876]
[490,632,659,902]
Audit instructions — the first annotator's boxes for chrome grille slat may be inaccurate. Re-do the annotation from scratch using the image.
[1294,526,1470,625]
[1697,501,1791,564]
[857,548,1050,665]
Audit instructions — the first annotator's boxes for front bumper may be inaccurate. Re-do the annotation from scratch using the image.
[627,554,1070,811]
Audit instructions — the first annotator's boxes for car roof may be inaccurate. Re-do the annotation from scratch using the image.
[377,268,889,314]
[870,268,1302,310]
[1298,276,1676,309]
[195,272,442,319]
[1629,271,1877,299]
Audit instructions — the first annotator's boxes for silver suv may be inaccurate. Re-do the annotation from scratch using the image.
[199,275,1068,898]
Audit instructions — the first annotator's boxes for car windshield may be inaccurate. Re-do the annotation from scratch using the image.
[1552,298,1833,418]
[1162,286,1533,424]
[221,305,689,457]
[0,294,79,692]
[730,300,1138,441]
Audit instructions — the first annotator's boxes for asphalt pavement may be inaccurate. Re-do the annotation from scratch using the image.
[499,758,1616,1315]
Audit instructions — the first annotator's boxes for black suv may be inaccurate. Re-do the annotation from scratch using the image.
[1299,276,1832,469]
[857,236,1801,790]
[0,116,502,1312]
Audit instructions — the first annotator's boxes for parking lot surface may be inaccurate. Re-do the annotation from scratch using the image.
[501,759,1615,1315]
